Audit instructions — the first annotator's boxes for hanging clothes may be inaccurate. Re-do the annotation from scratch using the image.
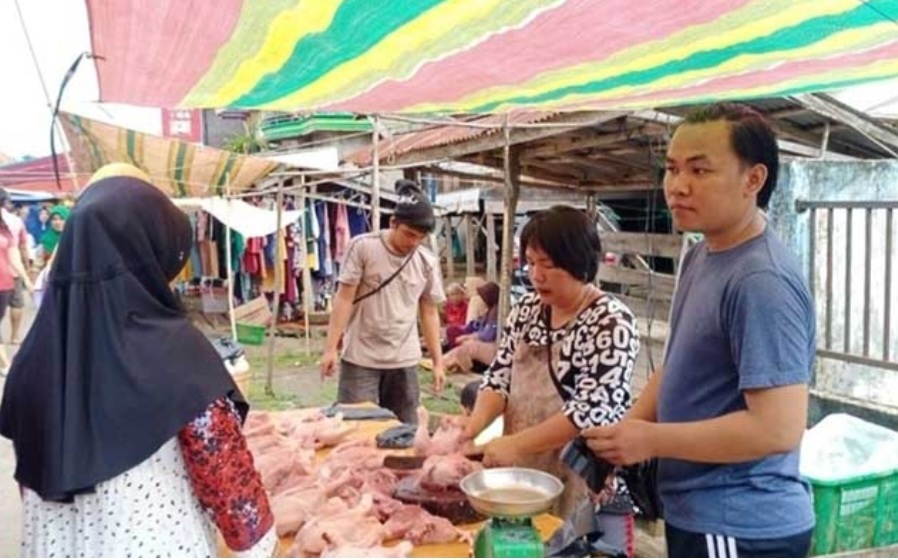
[315,202,332,277]
[305,201,320,272]
[347,206,368,237]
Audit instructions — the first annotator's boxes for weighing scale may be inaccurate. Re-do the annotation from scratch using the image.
[460,467,564,558]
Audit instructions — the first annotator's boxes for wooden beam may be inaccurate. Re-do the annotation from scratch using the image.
[616,294,672,324]
[498,132,521,335]
[486,212,498,282]
[602,232,684,259]
[598,265,676,299]
[443,215,454,281]
[464,213,476,277]
[522,124,665,159]
[793,93,898,155]
[421,165,571,190]
[389,111,627,166]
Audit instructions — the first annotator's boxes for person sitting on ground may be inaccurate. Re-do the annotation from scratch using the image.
[443,282,468,333]
[444,281,500,373]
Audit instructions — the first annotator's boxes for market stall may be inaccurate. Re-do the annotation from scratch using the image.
[223,404,562,558]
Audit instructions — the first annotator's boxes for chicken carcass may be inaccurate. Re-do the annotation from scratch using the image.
[418,454,482,491]
[321,540,414,558]
[289,494,384,557]
[385,504,471,545]
[413,406,465,456]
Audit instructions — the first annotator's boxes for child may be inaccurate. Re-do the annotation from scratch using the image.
[460,380,503,446]
[443,282,468,331]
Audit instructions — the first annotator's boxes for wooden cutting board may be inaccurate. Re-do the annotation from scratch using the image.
[393,476,486,525]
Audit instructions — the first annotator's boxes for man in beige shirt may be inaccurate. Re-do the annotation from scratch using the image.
[320,180,445,422]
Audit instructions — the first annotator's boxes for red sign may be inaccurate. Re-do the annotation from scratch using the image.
[161,109,203,143]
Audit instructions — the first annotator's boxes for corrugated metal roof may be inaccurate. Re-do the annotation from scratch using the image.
[347,111,559,166]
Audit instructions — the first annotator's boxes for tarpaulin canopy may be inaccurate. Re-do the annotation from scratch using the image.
[86,0,898,114]
[59,112,278,197]
[172,197,303,238]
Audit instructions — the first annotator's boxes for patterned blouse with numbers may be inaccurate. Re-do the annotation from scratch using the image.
[481,291,640,429]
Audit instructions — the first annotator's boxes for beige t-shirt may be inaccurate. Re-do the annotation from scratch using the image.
[339,232,445,369]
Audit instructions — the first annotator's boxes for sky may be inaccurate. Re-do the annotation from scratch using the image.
[3,0,898,163]
[0,0,160,161]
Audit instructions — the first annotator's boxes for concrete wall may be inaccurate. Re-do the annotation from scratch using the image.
[769,160,898,410]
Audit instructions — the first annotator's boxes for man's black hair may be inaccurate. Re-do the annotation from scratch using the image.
[681,103,779,209]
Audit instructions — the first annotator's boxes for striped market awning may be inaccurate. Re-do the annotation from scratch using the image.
[87,0,898,113]
[59,112,278,197]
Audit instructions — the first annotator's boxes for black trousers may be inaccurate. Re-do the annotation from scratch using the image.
[666,523,813,558]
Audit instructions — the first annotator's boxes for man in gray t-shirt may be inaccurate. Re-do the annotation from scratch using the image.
[320,180,445,423]
[585,103,815,557]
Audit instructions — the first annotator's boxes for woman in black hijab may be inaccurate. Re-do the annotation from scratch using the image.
[0,166,276,557]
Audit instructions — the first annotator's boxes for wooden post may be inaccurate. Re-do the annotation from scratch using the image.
[465,213,475,278]
[498,118,521,334]
[265,179,285,396]
[444,215,454,282]
[224,173,237,342]
[370,115,381,231]
[486,212,498,282]
[299,176,312,357]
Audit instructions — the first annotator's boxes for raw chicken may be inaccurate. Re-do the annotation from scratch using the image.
[414,406,465,456]
[321,540,414,558]
[385,504,472,545]
[289,494,384,557]
[418,454,482,490]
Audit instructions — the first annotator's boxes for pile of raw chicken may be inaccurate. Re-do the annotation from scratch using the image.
[244,406,483,557]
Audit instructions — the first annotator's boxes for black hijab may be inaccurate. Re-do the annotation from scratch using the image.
[0,174,246,502]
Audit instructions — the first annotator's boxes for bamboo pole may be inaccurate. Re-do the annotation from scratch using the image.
[486,212,498,282]
[498,117,521,334]
[224,173,237,341]
[265,179,285,396]
[465,213,475,278]
[299,176,313,357]
[370,115,381,231]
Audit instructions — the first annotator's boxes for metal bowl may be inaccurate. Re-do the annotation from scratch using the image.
[460,467,563,518]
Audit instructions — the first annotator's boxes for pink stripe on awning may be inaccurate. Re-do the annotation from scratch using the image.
[323,0,753,112]
[573,39,898,110]
[88,0,243,107]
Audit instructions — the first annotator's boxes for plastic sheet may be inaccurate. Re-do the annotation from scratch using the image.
[800,413,898,481]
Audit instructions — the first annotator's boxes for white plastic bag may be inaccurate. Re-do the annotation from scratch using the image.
[800,413,898,481]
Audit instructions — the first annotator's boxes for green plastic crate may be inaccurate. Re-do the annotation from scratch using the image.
[809,468,898,556]
[236,323,267,346]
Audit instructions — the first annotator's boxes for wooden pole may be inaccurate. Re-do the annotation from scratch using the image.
[464,213,476,278]
[299,176,313,357]
[265,179,285,396]
[498,118,521,334]
[486,212,498,282]
[444,216,455,282]
[224,173,237,341]
[371,115,381,231]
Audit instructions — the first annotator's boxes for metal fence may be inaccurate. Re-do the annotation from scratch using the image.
[796,200,897,373]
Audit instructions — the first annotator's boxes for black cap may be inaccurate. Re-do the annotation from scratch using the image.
[393,179,435,233]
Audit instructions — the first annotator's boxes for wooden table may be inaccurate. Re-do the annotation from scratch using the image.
[226,407,563,557]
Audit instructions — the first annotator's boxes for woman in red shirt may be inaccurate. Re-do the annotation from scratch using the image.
[0,188,33,373]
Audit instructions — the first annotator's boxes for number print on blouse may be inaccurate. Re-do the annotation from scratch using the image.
[482,292,640,430]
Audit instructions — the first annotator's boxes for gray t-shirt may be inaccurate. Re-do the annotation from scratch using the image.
[339,232,445,369]
[657,226,816,539]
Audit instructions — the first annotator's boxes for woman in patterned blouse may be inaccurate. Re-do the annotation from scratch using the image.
[463,205,640,518]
